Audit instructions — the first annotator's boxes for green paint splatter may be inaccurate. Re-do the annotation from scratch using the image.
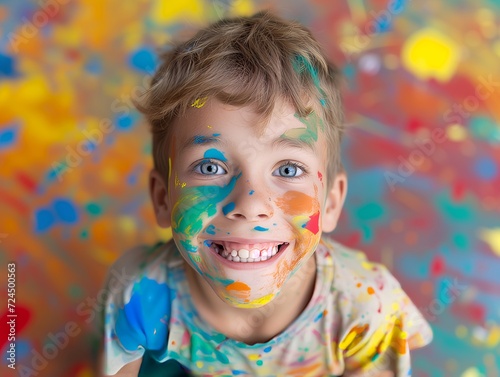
[469,116,500,142]
[256,360,263,366]
[356,202,384,221]
[80,229,88,239]
[172,173,241,238]
[293,55,326,106]
[86,202,102,216]
[281,111,324,144]
[452,233,469,250]
[436,192,475,222]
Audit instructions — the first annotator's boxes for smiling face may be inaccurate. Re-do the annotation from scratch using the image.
[150,99,347,308]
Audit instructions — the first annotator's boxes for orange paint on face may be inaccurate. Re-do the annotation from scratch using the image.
[225,281,251,300]
[275,191,319,216]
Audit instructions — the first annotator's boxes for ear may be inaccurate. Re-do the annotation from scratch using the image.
[149,169,171,228]
[322,171,348,233]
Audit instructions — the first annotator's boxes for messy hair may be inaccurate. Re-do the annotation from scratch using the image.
[135,11,345,187]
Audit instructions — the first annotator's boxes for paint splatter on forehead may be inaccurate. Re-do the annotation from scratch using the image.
[292,55,327,107]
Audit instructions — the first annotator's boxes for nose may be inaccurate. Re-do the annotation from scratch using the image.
[224,184,274,222]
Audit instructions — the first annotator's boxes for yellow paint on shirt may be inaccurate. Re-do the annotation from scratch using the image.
[248,354,260,361]
[478,228,500,256]
[402,28,460,82]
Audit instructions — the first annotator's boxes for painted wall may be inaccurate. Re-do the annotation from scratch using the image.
[0,0,499,376]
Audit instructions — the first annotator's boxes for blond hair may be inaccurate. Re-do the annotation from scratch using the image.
[135,11,345,187]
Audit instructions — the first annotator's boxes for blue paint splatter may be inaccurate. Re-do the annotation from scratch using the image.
[222,202,235,215]
[115,278,172,351]
[249,190,254,195]
[193,135,210,144]
[204,148,227,162]
[0,126,17,149]
[129,47,157,73]
[205,224,216,235]
[314,311,324,322]
[475,156,497,180]
[232,370,249,375]
[0,53,18,77]
[85,56,102,74]
[53,198,78,224]
[212,133,221,137]
[35,208,55,233]
[115,112,138,131]
[263,346,272,352]
[253,226,269,232]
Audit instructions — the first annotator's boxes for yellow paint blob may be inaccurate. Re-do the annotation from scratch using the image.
[196,361,204,368]
[229,0,255,16]
[248,354,260,361]
[447,124,467,142]
[456,325,468,338]
[402,28,460,82]
[191,97,208,108]
[150,0,205,24]
[478,228,500,256]
[461,367,485,377]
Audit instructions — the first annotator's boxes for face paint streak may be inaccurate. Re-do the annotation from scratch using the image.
[304,211,320,234]
[253,226,269,232]
[275,191,319,216]
[191,97,208,108]
[171,173,241,239]
[293,55,327,107]
[205,224,216,235]
[174,172,186,188]
[317,171,323,182]
[225,281,251,301]
[193,135,211,144]
[222,202,235,215]
[204,148,227,162]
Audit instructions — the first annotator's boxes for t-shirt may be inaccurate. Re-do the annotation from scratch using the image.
[102,237,433,376]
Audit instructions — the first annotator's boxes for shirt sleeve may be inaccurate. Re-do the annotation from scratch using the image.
[333,250,433,377]
[101,244,172,375]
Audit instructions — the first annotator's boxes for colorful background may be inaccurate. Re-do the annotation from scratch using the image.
[1,0,499,376]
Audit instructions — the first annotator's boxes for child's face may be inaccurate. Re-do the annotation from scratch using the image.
[153,99,346,308]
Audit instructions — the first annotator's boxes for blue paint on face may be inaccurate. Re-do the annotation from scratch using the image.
[204,148,227,162]
[193,135,210,144]
[205,224,216,235]
[114,277,172,351]
[249,190,254,195]
[253,226,269,232]
[180,239,198,252]
[212,133,221,137]
[222,202,235,215]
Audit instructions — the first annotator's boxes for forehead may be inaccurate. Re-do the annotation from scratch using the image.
[172,99,328,154]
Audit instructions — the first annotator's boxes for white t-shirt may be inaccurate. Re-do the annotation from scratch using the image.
[102,237,432,376]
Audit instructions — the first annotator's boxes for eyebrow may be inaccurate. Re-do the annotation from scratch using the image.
[180,135,226,152]
[271,136,317,154]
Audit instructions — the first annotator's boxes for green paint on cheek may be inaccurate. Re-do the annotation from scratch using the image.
[171,174,241,237]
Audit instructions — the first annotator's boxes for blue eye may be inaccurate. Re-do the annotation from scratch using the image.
[195,160,226,175]
[273,162,305,178]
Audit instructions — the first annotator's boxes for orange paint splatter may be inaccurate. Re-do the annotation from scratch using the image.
[367,286,375,295]
[275,191,318,216]
[356,282,362,288]
[226,281,251,300]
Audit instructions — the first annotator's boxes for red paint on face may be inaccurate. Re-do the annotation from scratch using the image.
[317,171,323,182]
[304,211,320,234]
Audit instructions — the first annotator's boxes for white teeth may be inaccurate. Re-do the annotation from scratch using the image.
[211,242,286,263]
[250,249,260,258]
[238,249,249,259]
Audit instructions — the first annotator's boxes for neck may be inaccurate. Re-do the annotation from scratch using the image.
[184,254,317,344]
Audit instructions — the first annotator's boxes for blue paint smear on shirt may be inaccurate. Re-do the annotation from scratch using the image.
[204,148,227,162]
[115,278,172,351]
[222,202,235,215]
[253,226,269,232]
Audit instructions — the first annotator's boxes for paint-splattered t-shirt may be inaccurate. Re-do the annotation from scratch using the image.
[103,237,432,376]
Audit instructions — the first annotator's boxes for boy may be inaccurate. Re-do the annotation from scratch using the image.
[100,11,432,377]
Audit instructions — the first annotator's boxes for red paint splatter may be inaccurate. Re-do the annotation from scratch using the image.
[430,255,445,276]
[0,188,29,215]
[16,171,37,193]
[317,171,323,182]
[304,211,320,234]
[0,305,31,349]
[407,117,423,133]
[452,181,466,202]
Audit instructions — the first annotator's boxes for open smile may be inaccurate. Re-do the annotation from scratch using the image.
[207,240,289,263]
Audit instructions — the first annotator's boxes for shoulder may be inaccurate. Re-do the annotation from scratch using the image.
[322,238,433,356]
